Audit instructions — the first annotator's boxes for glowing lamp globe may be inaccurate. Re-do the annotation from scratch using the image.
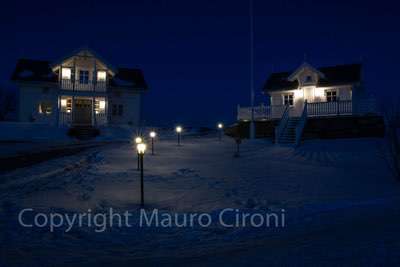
[150,131,156,138]
[218,123,224,129]
[135,137,143,144]
[176,126,182,133]
[137,143,147,154]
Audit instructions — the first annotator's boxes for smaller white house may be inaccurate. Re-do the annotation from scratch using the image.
[237,62,378,144]
[11,48,148,128]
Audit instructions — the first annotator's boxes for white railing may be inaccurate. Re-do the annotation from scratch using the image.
[275,105,290,144]
[308,100,352,117]
[60,79,107,92]
[237,98,378,122]
[95,112,107,126]
[295,101,308,147]
[59,111,72,126]
[237,104,286,121]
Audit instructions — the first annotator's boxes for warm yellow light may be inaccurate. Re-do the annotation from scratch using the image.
[294,89,303,98]
[99,100,106,109]
[61,99,67,107]
[218,123,224,129]
[61,68,71,79]
[137,143,147,154]
[135,137,143,144]
[314,87,325,98]
[97,71,106,81]
[150,131,156,138]
[176,126,182,133]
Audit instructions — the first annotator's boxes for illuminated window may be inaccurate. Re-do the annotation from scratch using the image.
[61,68,71,80]
[39,102,52,115]
[97,71,106,82]
[61,99,67,107]
[283,93,294,106]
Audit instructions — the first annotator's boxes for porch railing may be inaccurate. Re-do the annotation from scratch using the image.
[59,111,108,127]
[295,101,308,147]
[59,111,72,126]
[238,98,378,121]
[60,79,107,92]
[237,104,286,121]
[307,100,352,117]
[275,105,290,144]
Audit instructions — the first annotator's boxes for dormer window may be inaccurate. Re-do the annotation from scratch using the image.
[61,68,71,80]
[97,71,106,82]
[304,75,313,84]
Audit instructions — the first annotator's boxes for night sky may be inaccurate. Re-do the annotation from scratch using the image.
[1,0,399,126]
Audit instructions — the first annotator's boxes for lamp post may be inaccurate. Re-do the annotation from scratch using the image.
[137,143,146,207]
[149,131,156,155]
[176,126,182,146]
[234,137,241,158]
[135,136,143,171]
[217,123,224,141]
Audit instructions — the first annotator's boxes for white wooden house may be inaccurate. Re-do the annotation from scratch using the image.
[237,62,378,144]
[11,48,148,128]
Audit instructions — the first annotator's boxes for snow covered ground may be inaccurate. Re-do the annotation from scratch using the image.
[1,134,400,266]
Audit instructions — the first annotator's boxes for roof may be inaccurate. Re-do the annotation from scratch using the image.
[11,58,147,90]
[109,68,148,89]
[263,63,362,92]
[11,59,58,82]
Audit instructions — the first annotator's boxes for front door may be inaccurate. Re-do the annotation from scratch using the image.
[74,99,92,125]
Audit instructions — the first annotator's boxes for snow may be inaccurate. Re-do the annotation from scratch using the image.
[1,134,400,266]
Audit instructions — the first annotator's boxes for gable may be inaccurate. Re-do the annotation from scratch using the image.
[263,63,362,92]
[51,47,115,75]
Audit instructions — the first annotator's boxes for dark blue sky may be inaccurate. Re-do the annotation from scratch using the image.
[1,0,400,126]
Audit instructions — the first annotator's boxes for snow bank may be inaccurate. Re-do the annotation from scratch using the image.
[0,122,70,141]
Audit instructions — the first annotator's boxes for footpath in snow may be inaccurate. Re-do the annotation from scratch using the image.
[1,134,400,266]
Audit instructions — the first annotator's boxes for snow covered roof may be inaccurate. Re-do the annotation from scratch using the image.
[11,59,58,82]
[263,63,362,92]
[110,68,148,89]
[11,58,148,90]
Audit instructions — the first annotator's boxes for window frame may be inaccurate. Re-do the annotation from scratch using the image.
[283,93,294,106]
[326,89,338,102]
[79,70,89,84]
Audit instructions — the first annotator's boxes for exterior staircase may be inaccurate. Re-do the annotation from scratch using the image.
[277,117,300,144]
[68,126,100,140]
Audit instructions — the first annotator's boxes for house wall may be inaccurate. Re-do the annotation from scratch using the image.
[18,84,58,125]
[108,89,142,126]
[268,85,354,117]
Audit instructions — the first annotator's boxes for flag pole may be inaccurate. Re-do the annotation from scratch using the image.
[249,0,256,139]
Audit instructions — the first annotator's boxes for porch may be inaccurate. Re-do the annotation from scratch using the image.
[58,96,108,127]
[237,99,377,121]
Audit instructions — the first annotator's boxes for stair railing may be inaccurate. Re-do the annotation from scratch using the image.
[295,100,308,147]
[275,105,290,144]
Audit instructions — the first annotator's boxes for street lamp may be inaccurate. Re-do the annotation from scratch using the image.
[135,136,143,170]
[136,143,146,207]
[217,123,224,141]
[149,131,156,155]
[176,126,182,146]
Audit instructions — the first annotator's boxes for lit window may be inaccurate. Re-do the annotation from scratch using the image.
[283,93,294,106]
[99,100,106,109]
[61,99,67,107]
[326,90,337,102]
[39,102,52,115]
[97,71,106,82]
[62,68,71,80]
